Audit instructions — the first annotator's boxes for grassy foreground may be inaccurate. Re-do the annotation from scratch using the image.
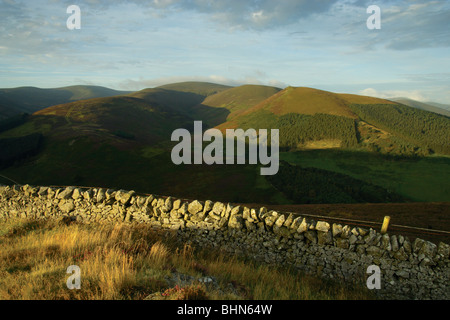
[0,218,376,300]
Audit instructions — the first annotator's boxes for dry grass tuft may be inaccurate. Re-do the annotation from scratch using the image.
[0,218,376,300]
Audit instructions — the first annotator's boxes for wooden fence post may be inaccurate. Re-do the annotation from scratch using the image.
[381,216,391,234]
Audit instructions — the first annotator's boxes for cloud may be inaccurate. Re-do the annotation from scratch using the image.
[363,1,450,50]
[359,87,427,101]
[54,0,338,30]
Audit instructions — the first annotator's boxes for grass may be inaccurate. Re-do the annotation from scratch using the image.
[0,218,376,300]
[281,149,450,202]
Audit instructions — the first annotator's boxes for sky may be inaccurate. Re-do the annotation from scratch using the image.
[0,0,449,103]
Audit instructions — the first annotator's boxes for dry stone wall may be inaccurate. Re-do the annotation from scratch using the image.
[0,184,449,300]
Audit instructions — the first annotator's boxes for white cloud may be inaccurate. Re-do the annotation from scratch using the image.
[359,88,427,101]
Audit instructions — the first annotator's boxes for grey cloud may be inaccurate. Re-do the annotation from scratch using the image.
[56,0,338,30]
[383,4,450,50]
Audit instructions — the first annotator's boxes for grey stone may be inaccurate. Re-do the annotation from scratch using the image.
[366,246,383,257]
[332,224,343,237]
[165,197,173,211]
[283,213,294,228]
[96,189,106,203]
[258,207,268,220]
[58,200,75,213]
[173,199,181,210]
[437,242,450,258]
[317,231,333,245]
[395,270,410,279]
[264,211,279,228]
[274,214,286,228]
[304,230,317,244]
[58,187,74,200]
[381,234,391,251]
[391,235,399,252]
[349,234,358,245]
[336,238,349,249]
[188,200,203,215]
[212,202,225,215]
[297,218,309,233]
[316,221,330,233]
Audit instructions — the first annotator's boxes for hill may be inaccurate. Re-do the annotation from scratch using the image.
[0,96,22,120]
[127,88,206,116]
[0,85,131,119]
[157,81,232,97]
[32,94,195,146]
[425,101,450,111]
[350,103,450,155]
[0,85,289,203]
[214,86,450,156]
[214,87,390,150]
[229,86,397,120]
[192,84,282,127]
[391,98,450,117]
[0,82,449,204]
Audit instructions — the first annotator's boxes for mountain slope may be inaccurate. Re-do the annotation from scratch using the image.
[0,95,22,120]
[32,95,195,146]
[391,98,450,117]
[127,88,206,116]
[0,85,131,117]
[0,82,448,204]
[192,84,282,127]
[157,82,232,97]
[425,101,450,111]
[236,87,396,119]
[214,86,450,156]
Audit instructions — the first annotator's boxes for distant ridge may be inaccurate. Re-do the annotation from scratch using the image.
[157,81,232,97]
[0,85,131,119]
[391,97,450,117]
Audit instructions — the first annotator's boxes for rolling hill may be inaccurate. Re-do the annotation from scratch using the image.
[228,86,397,120]
[425,101,450,111]
[191,84,282,127]
[157,81,232,97]
[213,86,450,156]
[0,85,131,120]
[0,82,449,204]
[391,98,450,117]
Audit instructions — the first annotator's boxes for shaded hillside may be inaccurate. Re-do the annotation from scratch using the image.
[0,133,42,168]
[127,88,206,116]
[0,85,130,118]
[192,84,281,127]
[0,113,29,134]
[0,96,23,121]
[33,95,195,146]
[267,160,406,204]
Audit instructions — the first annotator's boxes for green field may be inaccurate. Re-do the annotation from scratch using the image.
[281,150,450,202]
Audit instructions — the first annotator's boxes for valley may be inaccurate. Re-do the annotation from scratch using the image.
[0,81,449,216]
